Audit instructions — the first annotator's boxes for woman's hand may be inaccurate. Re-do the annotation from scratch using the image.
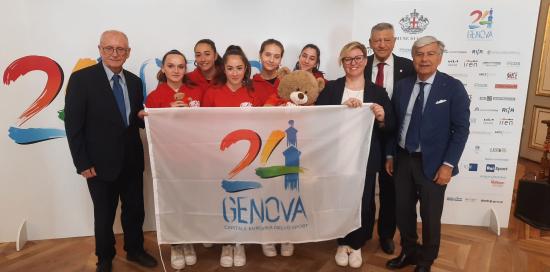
[371,103,385,122]
[343,98,362,108]
[170,101,188,107]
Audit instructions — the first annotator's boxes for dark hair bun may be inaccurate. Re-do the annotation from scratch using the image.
[225,45,243,53]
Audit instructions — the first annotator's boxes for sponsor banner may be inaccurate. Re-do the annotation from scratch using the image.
[145,106,374,244]
[495,83,518,89]
[353,0,538,227]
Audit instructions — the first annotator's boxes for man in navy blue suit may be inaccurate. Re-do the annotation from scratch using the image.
[65,30,157,272]
[385,36,470,272]
[364,22,415,255]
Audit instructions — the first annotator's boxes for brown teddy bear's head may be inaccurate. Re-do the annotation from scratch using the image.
[277,69,325,106]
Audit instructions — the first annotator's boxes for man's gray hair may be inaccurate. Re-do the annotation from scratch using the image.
[370,23,394,37]
[412,36,445,56]
[99,30,129,45]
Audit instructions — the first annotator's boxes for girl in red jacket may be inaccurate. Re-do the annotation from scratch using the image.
[252,39,284,105]
[144,49,201,270]
[145,50,203,109]
[202,45,265,108]
[253,40,296,255]
[294,44,327,81]
[186,39,224,91]
[202,45,265,268]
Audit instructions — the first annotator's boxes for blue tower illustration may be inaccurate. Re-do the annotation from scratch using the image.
[487,8,493,29]
[283,120,301,191]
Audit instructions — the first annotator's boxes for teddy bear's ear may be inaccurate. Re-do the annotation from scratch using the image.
[276,67,291,78]
[316,78,325,92]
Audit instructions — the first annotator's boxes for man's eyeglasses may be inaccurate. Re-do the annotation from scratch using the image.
[342,55,365,65]
[100,46,129,55]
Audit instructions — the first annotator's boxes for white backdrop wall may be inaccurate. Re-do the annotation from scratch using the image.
[0,0,539,242]
[0,0,354,243]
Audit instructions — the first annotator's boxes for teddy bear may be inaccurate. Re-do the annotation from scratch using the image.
[264,68,325,106]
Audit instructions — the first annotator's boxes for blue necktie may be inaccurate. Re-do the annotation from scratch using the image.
[112,74,128,127]
[405,82,427,152]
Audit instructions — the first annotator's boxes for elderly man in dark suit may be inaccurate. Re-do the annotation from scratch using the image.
[385,36,470,272]
[364,22,415,255]
[65,30,157,272]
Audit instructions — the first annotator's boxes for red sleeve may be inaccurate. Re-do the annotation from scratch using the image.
[264,93,285,106]
[186,69,200,84]
[313,71,328,83]
[182,85,205,105]
[252,76,280,104]
[202,88,216,107]
[252,95,265,107]
[193,87,205,102]
[145,91,161,108]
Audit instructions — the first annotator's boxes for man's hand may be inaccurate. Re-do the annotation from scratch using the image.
[81,167,97,179]
[433,164,452,185]
[138,110,147,119]
[385,158,393,176]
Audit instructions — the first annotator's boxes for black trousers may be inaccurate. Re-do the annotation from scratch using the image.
[377,163,397,240]
[337,172,376,250]
[87,165,145,261]
[394,148,446,266]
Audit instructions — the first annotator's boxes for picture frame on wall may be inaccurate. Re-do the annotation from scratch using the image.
[529,105,550,150]
[536,7,550,96]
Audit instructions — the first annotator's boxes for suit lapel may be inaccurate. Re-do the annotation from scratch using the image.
[94,63,126,127]
[393,55,411,82]
[366,55,374,82]
[125,70,136,126]
[399,78,415,121]
[424,71,443,114]
[393,55,403,82]
[94,63,114,94]
[124,70,136,113]
[334,77,346,102]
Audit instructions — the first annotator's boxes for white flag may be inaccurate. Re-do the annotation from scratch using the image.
[145,105,374,244]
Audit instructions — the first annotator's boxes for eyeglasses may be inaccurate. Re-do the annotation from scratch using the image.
[342,55,365,65]
[100,46,129,55]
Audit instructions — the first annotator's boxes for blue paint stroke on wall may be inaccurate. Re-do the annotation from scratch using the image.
[8,126,66,145]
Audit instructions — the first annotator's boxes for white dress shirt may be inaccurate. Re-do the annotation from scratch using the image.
[371,54,395,98]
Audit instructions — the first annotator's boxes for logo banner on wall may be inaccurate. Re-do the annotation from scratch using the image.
[352,0,540,228]
[144,106,374,244]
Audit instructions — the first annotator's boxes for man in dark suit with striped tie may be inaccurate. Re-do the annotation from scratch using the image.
[65,30,157,272]
[364,22,415,255]
[385,36,470,272]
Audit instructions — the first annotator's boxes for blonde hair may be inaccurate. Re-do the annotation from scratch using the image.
[338,41,368,66]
